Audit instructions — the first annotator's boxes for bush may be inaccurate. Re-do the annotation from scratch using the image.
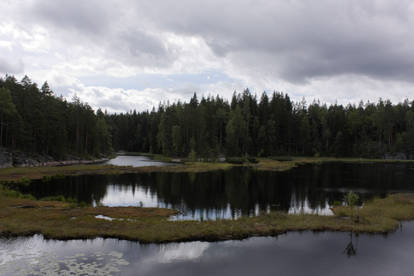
[345,191,359,207]
[344,191,360,223]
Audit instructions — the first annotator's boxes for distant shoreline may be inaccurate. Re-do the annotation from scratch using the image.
[0,147,111,169]
[1,156,414,182]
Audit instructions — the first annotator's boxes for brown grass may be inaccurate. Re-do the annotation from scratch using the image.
[1,192,413,243]
[2,156,412,182]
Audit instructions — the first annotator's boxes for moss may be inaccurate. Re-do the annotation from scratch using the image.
[0,190,414,242]
[39,195,78,204]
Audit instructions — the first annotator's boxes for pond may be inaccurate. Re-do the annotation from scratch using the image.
[9,162,414,220]
[1,221,413,276]
[105,155,173,167]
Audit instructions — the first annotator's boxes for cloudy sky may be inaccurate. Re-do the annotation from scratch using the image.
[1,0,414,112]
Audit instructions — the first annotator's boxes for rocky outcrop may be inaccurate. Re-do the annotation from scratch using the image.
[0,147,108,168]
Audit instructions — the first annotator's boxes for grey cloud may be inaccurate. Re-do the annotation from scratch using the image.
[4,0,414,109]
[22,0,173,69]
[133,0,414,83]
[29,0,113,35]
[0,58,24,74]
[119,31,166,56]
[109,30,172,67]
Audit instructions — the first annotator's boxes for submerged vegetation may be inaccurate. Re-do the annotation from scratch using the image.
[0,179,413,242]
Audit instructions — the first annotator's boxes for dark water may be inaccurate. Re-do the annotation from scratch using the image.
[10,162,414,220]
[1,222,413,276]
[105,155,173,167]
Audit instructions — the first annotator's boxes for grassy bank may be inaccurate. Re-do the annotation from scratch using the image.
[0,162,237,182]
[253,156,414,172]
[1,156,413,182]
[0,190,413,242]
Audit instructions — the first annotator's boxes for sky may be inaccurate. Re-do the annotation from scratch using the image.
[1,0,414,113]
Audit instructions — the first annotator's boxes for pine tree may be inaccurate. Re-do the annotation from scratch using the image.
[0,88,18,146]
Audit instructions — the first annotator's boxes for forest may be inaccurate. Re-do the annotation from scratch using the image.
[1,75,414,160]
[0,75,112,159]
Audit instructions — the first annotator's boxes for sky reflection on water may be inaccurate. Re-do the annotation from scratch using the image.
[105,155,173,167]
[11,162,414,220]
[1,222,413,276]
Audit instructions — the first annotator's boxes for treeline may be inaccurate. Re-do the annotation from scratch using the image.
[0,75,112,159]
[1,74,414,160]
[107,90,414,159]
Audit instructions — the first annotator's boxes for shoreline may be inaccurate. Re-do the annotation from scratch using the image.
[1,156,414,243]
[1,156,414,182]
[0,147,110,169]
[13,158,110,168]
[0,192,413,243]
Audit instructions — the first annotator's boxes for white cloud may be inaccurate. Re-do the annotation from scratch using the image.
[1,0,413,112]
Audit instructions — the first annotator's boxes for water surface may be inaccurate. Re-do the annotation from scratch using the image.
[10,162,414,220]
[105,155,172,167]
[1,222,413,276]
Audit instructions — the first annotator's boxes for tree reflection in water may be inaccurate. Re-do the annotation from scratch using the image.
[10,162,414,220]
[344,232,359,257]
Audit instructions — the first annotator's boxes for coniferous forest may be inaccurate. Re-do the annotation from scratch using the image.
[1,75,414,160]
[0,75,112,159]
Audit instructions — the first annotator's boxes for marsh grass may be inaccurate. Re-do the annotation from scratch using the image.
[1,156,413,182]
[0,162,237,182]
[1,155,414,243]
[1,181,413,243]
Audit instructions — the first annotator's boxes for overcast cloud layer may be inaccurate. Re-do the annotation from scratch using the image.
[1,0,414,112]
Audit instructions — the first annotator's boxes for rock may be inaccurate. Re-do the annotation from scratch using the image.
[0,147,109,168]
[0,148,13,168]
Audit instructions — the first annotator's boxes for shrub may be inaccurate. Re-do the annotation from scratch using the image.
[344,191,360,223]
